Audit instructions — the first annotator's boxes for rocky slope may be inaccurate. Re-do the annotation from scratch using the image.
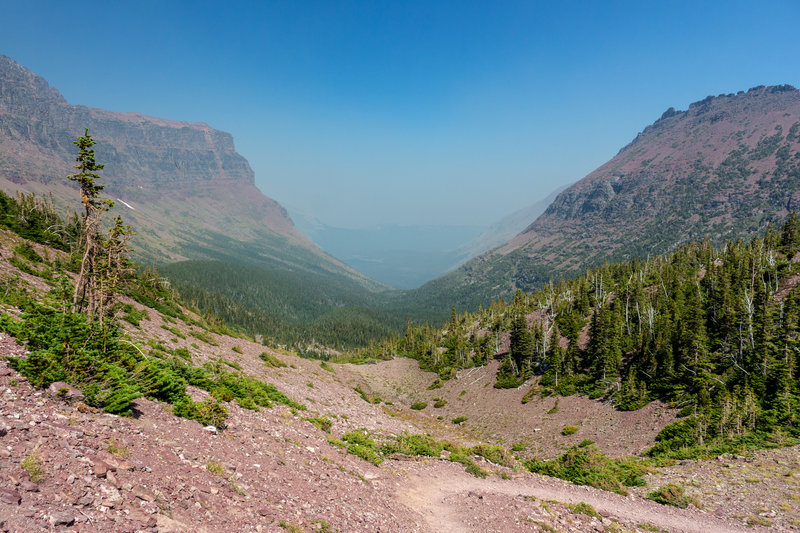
[412,85,800,308]
[0,229,791,532]
[0,54,376,288]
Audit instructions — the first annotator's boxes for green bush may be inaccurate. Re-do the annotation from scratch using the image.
[647,484,698,509]
[173,397,228,428]
[525,446,648,496]
[389,434,444,457]
[14,242,44,263]
[470,444,515,468]
[562,425,579,436]
[304,416,333,433]
[568,502,600,518]
[433,398,447,408]
[410,401,428,410]
[258,351,287,368]
[452,416,468,425]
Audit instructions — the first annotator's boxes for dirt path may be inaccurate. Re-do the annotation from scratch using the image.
[396,462,764,533]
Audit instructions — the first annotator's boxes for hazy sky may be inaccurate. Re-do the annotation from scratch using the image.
[2,1,799,228]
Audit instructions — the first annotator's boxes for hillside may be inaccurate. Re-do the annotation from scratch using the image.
[0,210,791,531]
[0,54,403,348]
[411,85,800,309]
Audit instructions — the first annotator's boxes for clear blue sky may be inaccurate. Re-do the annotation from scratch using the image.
[2,1,799,228]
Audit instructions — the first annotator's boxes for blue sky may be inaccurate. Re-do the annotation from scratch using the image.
[2,1,799,227]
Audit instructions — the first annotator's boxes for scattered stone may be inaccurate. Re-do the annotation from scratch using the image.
[46,382,84,403]
[48,511,75,526]
[132,485,157,502]
[19,480,39,492]
[0,489,22,505]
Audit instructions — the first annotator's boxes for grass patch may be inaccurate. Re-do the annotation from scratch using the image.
[562,425,579,436]
[410,401,428,410]
[452,416,468,425]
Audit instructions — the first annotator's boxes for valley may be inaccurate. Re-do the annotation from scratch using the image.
[2,47,800,533]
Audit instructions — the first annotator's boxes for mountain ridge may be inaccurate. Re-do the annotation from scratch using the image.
[411,84,800,309]
[0,54,383,289]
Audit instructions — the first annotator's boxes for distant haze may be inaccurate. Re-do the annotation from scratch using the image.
[1,1,799,228]
[290,183,565,288]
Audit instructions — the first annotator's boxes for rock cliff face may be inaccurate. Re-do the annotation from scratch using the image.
[412,85,800,307]
[0,55,372,284]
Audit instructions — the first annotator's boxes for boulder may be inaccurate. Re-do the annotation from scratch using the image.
[46,382,84,403]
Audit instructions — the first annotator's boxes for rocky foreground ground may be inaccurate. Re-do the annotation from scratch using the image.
[1,325,794,532]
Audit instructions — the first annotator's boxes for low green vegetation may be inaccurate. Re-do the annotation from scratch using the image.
[258,351,287,368]
[567,501,600,518]
[647,483,699,509]
[524,445,648,496]
[304,415,333,433]
[0,187,303,430]
[410,401,427,410]
[334,428,512,478]
[21,447,45,483]
[562,425,579,436]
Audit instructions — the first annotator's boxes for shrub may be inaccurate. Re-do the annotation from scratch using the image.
[22,448,44,483]
[14,242,43,263]
[433,398,447,408]
[173,397,228,428]
[206,461,225,475]
[525,445,648,496]
[647,484,698,509]
[469,444,514,467]
[341,429,382,465]
[427,379,443,390]
[511,442,528,452]
[304,416,333,433]
[410,401,427,410]
[547,399,560,414]
[562,425,579,435]
[258,351,287,368]
[452,416,468,425]
[389,434,444,457]
[568,502,600,517]
[465,461,488,478]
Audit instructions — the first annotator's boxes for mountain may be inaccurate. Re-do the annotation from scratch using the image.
[410,84,800,309]
[453,184,569,264]
[290,210,481,289]
[0,55,404,347]
[3,213,789,532]
[0,54,381,287]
